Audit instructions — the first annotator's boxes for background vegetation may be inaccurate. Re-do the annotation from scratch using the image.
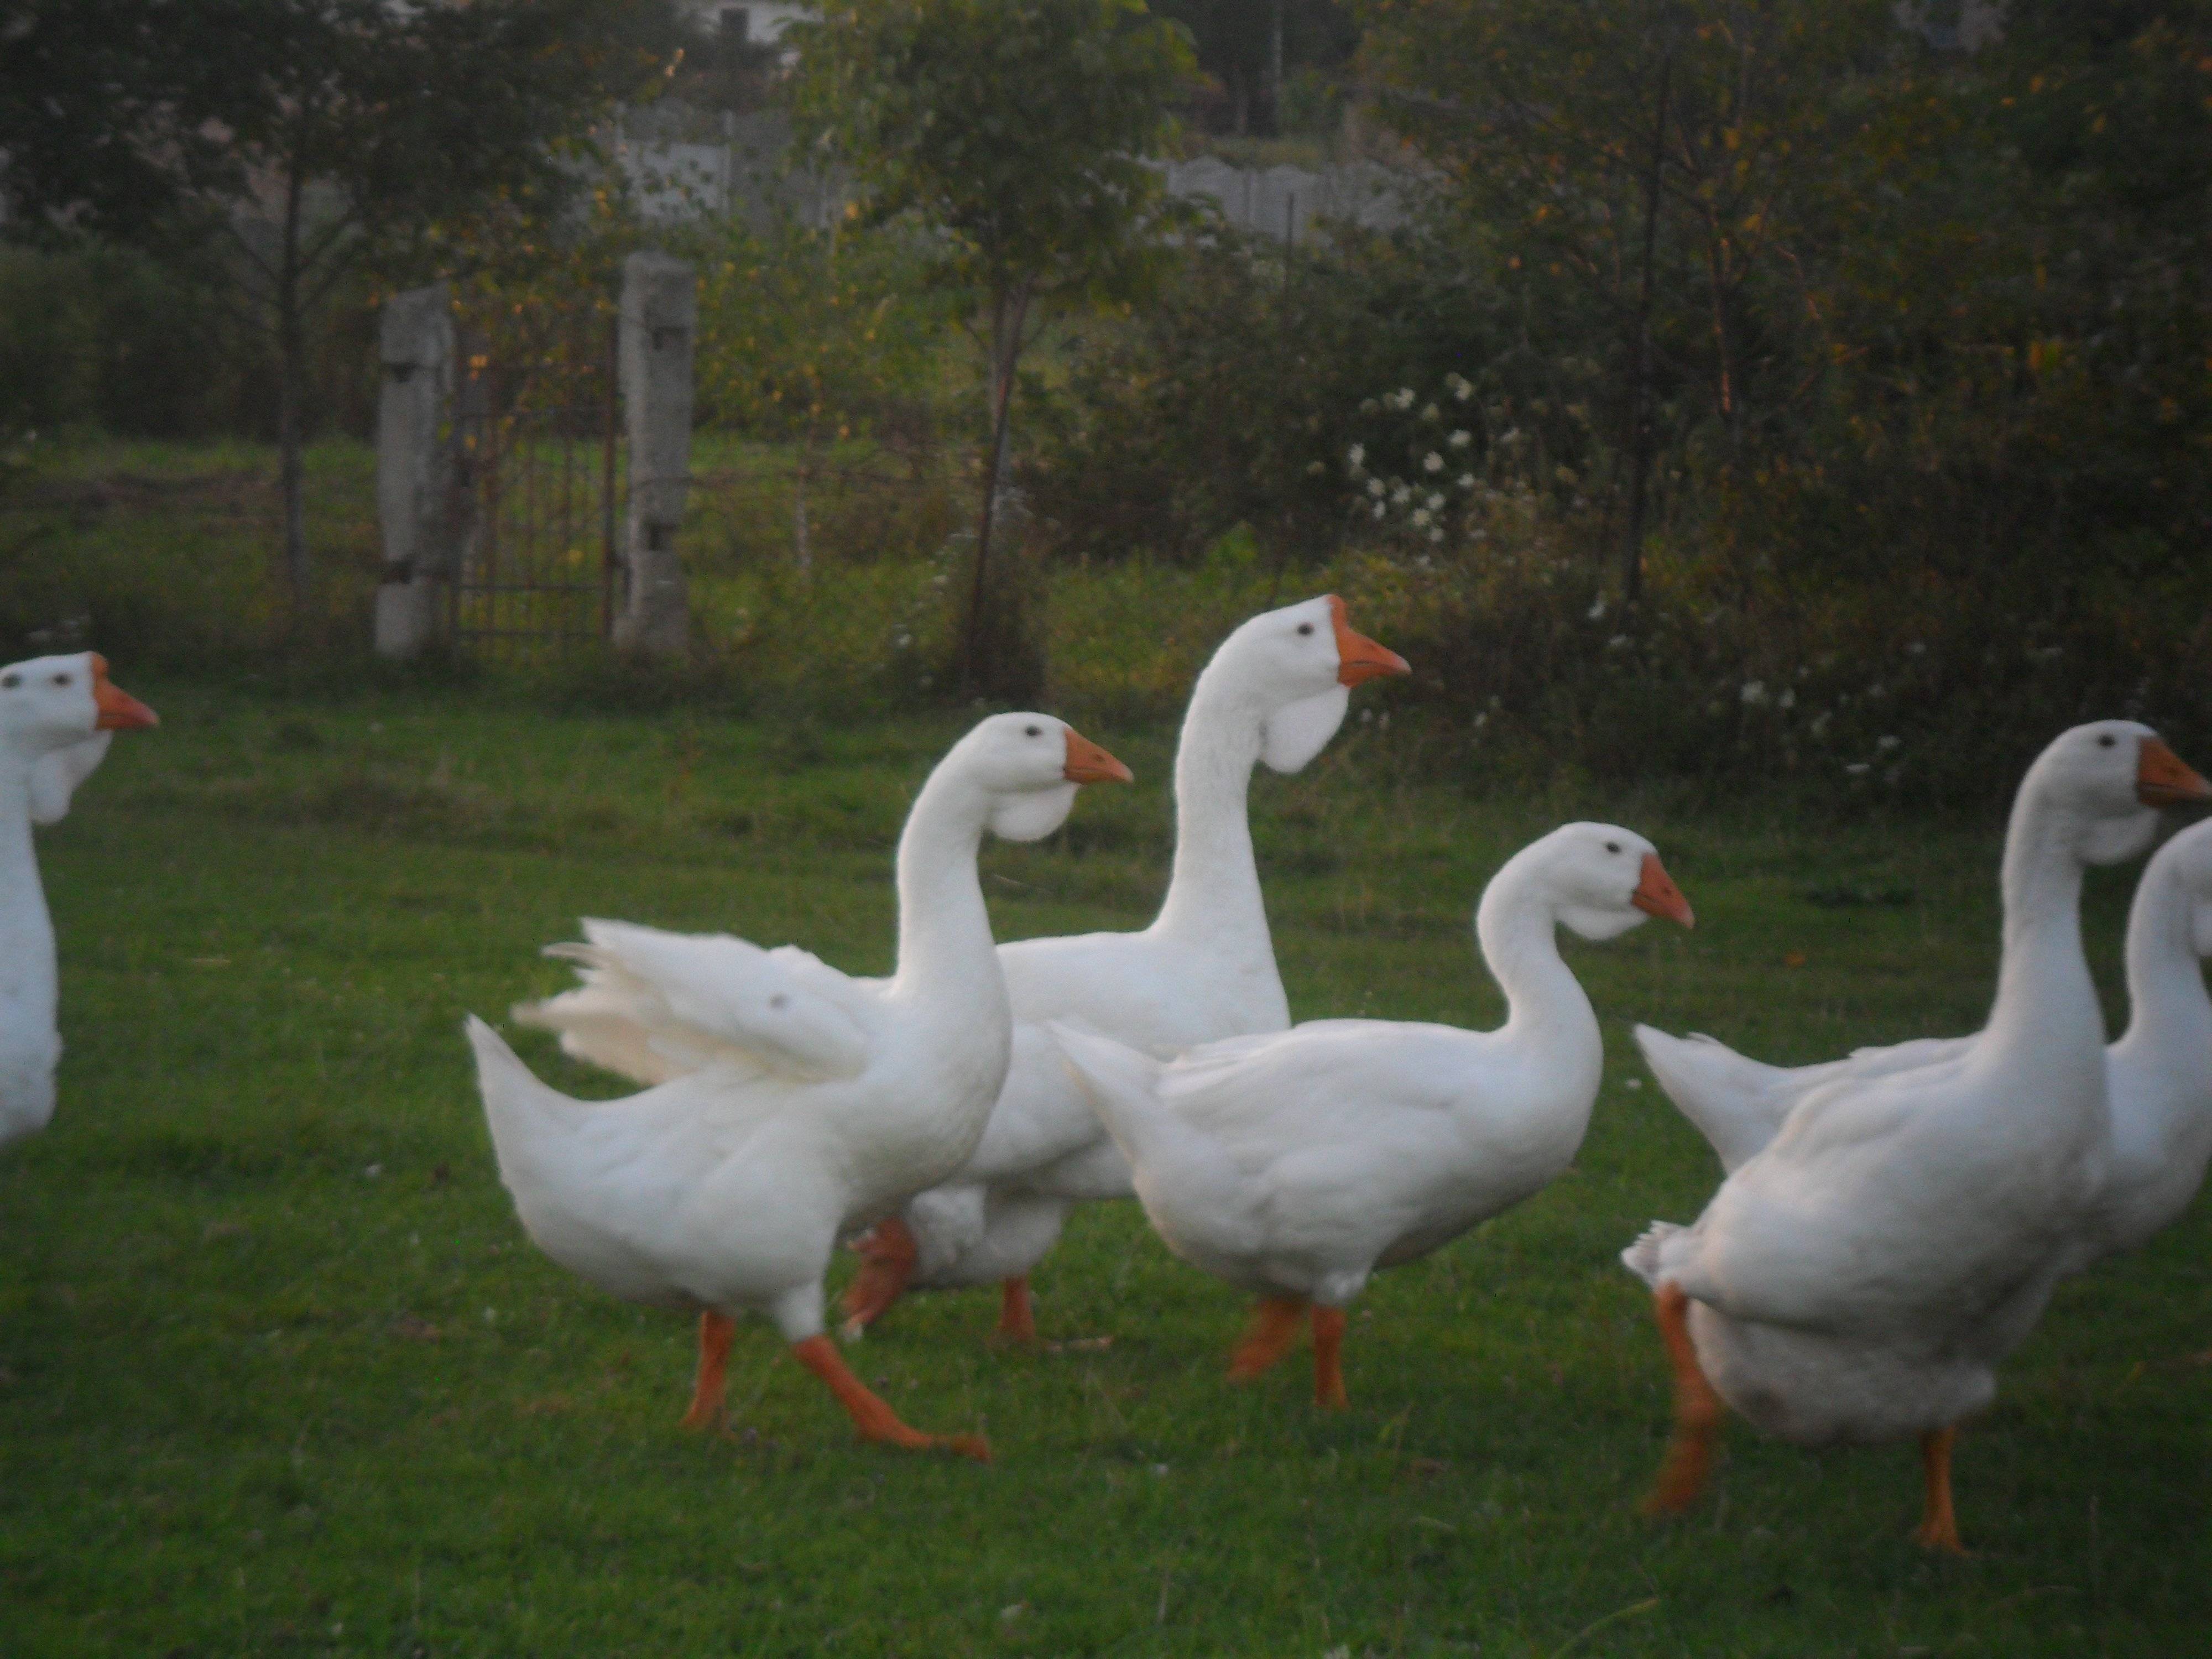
[8,2,2207,808]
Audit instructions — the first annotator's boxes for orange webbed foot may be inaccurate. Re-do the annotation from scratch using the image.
[1912,1426,1966,1553]
[1227,1296,1309,1383]
[1641,1282,1723,1516]
[839,1215,920,1337]
[791,1335,990,1462]
[1311,1306,1350,1410]
[992,1276,1038,1345]
[680,1310,737,1431]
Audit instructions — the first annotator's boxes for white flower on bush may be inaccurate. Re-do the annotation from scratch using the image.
[1778,687,1796,710]
[1391,484,1412,505]
[1367,478,1385,497]
[1457,472,1475,490]
[1421,403,1441,422]
[1741,681,1769,706]
[1587,595,1607,622]
[1845,761,1871,776]
[1452,378,1472,401]
[1423,452,1443,473]
[1411,508,1432,528]
[1876,734,1901,752]
[1448,430,1472,449]
[1348,443,1365,468]
[1424,493,1443,512]
[1371,501,1387,520]
[1305,460,1326,476]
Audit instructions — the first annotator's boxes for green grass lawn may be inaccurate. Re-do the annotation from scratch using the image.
[2,681,2208,1657]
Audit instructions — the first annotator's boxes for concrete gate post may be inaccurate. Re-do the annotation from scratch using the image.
[373,284,456,658]
[614,252,697,655]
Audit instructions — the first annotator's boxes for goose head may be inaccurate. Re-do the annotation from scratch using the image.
[1519,822,1695,941]
[2,654,157,820]
[1203,594,1409,774]
[1,653,156,754]
[2023,721,2209,867]
[944,712,1131,843]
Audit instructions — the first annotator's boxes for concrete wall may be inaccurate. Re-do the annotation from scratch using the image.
[373,284,457,659]
[613,253,697,655]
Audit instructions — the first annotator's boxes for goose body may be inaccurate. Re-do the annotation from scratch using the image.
[1623,722,2210,1548]
[473,713,1128,1456]
[1639,814,2212,1271]
[1058,823,1693,1407]
[0,653,157,1149]
[833,595,1409,1340]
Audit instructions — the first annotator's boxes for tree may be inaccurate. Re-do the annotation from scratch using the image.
[1363,0,1902,598]
[792,0,1192,698]
[2,0,675,613]
[694,210,957,570]
[1155,0,1357,135]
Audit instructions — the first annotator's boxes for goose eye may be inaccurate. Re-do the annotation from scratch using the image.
[53,674,71,687]
[2098,734,2116,748]
[1605,841,1621,854]
[0,674,17,688]
[1024,724,1041,738]
[1296,622,1314,636]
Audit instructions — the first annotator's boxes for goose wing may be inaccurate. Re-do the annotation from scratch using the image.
[521,919,879,1084]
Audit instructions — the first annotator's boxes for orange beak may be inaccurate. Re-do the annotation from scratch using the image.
[1062,728,1133,785]
[1328,595,1410,688]
[90,654,159,731]
[2137,737,2210,808]
[1631,853,1694,928]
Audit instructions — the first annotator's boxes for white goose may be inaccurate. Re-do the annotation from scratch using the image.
[839,596,1410,1342]
[471,713,1130,1458]
[1,652,158,1149]
[1623,722,2209,1551]
[1645,813,2212,1272]
[1053,823,1693,1407]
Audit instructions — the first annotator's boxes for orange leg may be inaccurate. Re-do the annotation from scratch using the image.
[994,1276,1037,1344]
[1912,1425,1965,1553]
[679,1310,737,1430]
[1228,1295,1310,1381]
[839,1215,919,1334]
[1311,1306,1349,1410]
[1642,1282,1724,1515]
[790,1334,990,1462]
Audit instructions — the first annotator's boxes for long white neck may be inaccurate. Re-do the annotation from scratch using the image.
[2116,848,2212,1057]
[1149,666,1272,962]
[1474,857,1603,1109]
[0,758,57,1031]
[886,763,1004,1024]
[1983,782,2105,1073]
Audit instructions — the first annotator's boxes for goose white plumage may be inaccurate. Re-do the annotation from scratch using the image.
[471,713,1130,1458]
[1054,822,1693,1407]
[834,594,1410,1342]
[1621,722,2210,1550]
[1643,811,2212,1272]
[0,653,158,1150]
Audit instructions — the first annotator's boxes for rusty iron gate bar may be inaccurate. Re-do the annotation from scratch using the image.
[448,322,624,660]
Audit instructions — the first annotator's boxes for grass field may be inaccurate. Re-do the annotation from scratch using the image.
[3,679,2208,1657]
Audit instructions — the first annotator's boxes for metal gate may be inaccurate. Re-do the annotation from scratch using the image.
[448,323,625,659]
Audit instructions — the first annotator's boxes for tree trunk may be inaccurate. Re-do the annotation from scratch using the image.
[1621,53,1672,607]
[792,442,812,573]
[959,279,1031,697]
[277,150,310,614]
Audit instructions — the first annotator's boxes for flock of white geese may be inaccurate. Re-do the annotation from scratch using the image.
[6,598,2210,1554]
